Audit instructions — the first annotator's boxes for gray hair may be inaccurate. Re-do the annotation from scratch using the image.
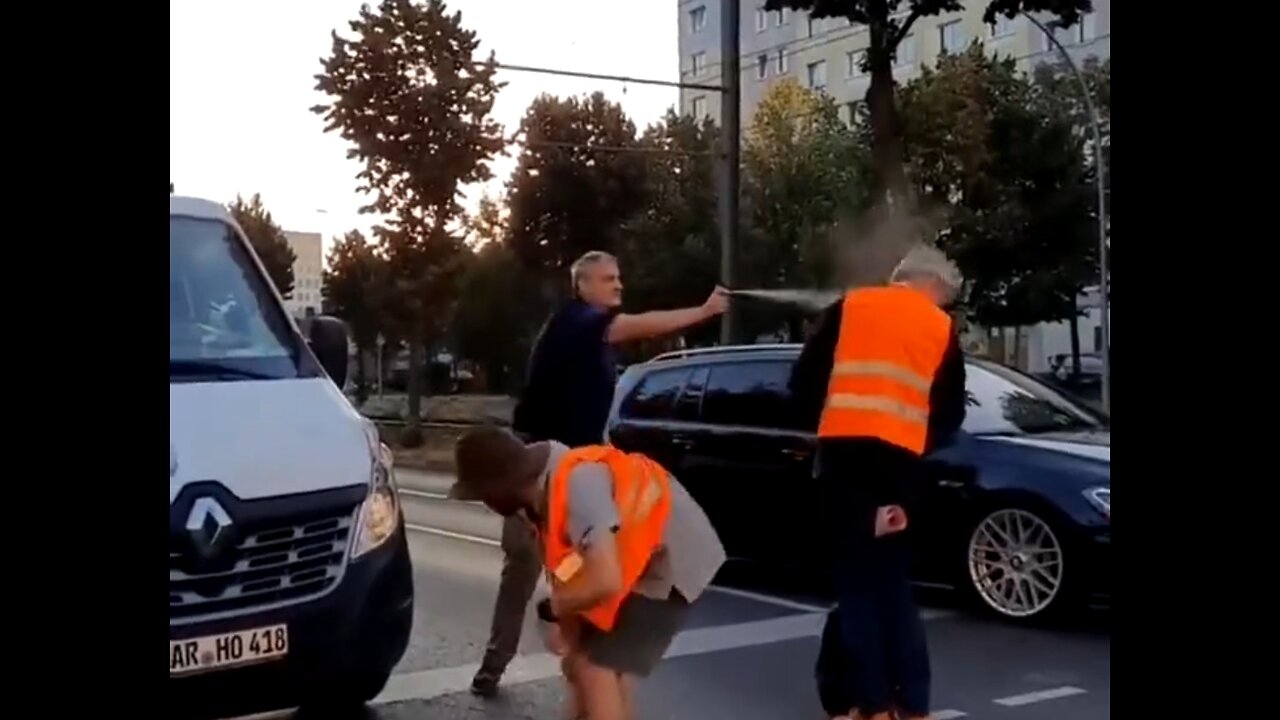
[890,245,963,297]
[569,251,618,292]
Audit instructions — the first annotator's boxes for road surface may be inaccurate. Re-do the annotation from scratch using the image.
[262,469,1111,720]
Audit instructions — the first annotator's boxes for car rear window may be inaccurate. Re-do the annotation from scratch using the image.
[619,367,691,420]
[700,360,799,430]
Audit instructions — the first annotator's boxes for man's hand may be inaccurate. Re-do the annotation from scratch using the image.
[702,286,730,318]
[606,285,732,344]
[874,505,909,537]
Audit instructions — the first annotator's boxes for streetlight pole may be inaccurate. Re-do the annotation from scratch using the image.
[1023,13,1110,415]
[718,0,741,345]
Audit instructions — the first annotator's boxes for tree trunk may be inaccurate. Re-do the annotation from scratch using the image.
[406,341,423,433]
[1068,295,1082,380]
[355,342,369,405]
[1012,325,1022,369]
[865,22,909,208]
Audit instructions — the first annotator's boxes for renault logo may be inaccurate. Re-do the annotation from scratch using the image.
[186,497,234,558]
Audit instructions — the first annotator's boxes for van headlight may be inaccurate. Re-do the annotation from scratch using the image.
[352,428,402,558]
[1084,486,1110,518]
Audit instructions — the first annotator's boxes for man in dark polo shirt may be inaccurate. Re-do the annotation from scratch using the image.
[471,250,729,697]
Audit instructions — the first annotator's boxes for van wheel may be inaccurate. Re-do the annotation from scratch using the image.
[963,506,1076,621]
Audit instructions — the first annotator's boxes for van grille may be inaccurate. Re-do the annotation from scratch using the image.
[169,508,355,622]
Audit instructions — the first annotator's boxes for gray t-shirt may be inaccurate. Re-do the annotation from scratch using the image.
[542,441,726,602]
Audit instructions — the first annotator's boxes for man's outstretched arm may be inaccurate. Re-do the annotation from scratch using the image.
[606,287,729,344]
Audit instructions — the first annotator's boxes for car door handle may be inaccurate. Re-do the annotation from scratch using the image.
[671,435,695,450]
[781,447,811,460]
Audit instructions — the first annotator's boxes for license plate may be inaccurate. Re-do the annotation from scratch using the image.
[170,624,288,676]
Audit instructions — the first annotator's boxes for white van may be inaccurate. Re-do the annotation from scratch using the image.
[169,196,413,718]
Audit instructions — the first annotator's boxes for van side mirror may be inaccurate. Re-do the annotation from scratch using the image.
[309,316,349,388]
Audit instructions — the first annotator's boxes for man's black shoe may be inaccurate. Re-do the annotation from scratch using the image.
[470,674,500,698]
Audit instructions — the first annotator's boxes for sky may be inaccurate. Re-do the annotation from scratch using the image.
[169,0,680,256]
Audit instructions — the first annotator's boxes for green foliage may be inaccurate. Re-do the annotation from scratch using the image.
[451,242,540,392]
[764,0,1093,206]
[505,92,648,289]
[614,110,723,351]
[313,0,505,426]
[323,230,387,401]
[898,46,1096,327]
[1032,58,1109,224]
[743,80,866,292]
[226,193,296,298]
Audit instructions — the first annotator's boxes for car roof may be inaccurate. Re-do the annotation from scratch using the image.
[635,343,1001,373]
[170,195,236,224]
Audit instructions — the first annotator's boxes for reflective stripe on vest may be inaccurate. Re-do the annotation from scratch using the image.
[817,285,952,454]
[543,445,672,632]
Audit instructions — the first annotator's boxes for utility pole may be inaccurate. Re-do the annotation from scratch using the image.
[718,0,741,345]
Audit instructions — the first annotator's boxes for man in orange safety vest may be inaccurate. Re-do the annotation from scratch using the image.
[450,425,726,720]
[790,244,968,720]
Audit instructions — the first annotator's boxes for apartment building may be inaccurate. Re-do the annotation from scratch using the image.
[283,230,324,319]
[677,0,1110,127]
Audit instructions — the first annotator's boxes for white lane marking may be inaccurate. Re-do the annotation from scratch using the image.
[405,523,500,547]
[400,488,448,501]
[706,584,830,613]
[380,612,824,704]
[405,523,955,620]
[993,686,1088,707]
[933,711,967,719]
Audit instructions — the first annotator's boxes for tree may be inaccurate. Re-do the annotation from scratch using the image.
[1030,57,1109,376]
[504,92,648,294]
[743,80,865,293]
[452,242,541,392]
[614,110,723,354]
[313,0,505,441]
[1032,57,1109,224]
[227,193,297,297]
[897,46,1096,328]
[323,230,386,402]
[764,0,1092,211]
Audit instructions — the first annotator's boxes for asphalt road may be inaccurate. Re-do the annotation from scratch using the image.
[254,469,1111,720]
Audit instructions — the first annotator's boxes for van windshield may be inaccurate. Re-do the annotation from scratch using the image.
[170,215,315,382]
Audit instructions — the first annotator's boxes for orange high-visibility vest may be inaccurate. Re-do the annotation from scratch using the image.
[543,445,672,632]
[817,285,953,455]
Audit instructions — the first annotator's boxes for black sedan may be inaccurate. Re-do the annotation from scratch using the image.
[605,344,1110,621]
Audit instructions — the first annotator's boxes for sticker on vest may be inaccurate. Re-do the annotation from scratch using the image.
[553,552,584,583]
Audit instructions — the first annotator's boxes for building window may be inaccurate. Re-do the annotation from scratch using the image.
[895,34,917,66]
[1093,326,1102,352]
[988,13,1015,38]
[776,49,789,74]
[807,60,827,90]
[775,8,790,26]
[691,52,707,76]
[691,96,707,119]
[755,7,767,32]
[756,53,769,80]
[1079,12,1098,42]
[939,20,965,54]
[1049,12,1098,48]
[807,16,819,38]
[689,5,707,34]
[846,50,864,77]
[844,100,864,126]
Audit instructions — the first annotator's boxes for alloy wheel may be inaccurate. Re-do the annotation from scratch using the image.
[967,508,1064,618]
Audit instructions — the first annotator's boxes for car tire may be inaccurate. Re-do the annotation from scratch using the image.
[961,504,1080,622]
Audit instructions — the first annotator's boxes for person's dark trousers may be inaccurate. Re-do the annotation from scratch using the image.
[819,443,931,718]
[473,513,542,689]
[816,608,857,716]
